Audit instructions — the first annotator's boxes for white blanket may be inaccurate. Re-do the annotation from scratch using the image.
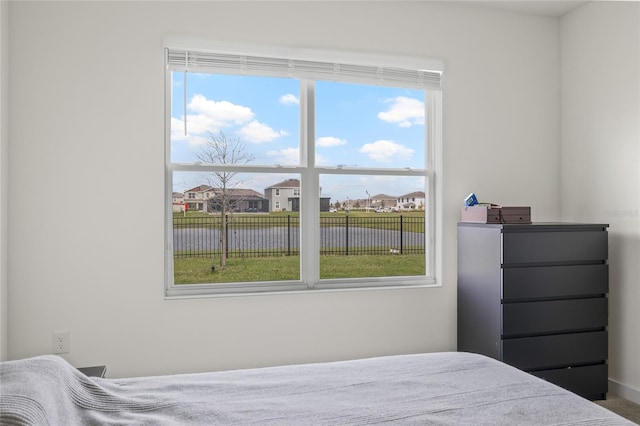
[0,352,632,425]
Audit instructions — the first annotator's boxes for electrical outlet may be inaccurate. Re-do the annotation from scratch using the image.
[52,331,70,354]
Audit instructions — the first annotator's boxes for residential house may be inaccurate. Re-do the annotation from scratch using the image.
[172,192,185,212]
[370,194,397,211]
[184,185,268,212]
[397,191,426,211]
[206,188,268,213]
[183,185,215,212]
[348,197,371,211]
[264,178,330,212]
[265,178,300,212]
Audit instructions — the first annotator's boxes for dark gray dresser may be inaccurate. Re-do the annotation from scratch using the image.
[457,222,609,400]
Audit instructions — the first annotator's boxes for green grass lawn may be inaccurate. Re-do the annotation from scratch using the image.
[174,254,425,284]
[173,210,426,284]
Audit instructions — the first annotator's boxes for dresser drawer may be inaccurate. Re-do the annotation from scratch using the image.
[502,264,608,301]
[502,298,607,336]
[530,364,608,400]
[502,230,608,264]
[502,331,607,370]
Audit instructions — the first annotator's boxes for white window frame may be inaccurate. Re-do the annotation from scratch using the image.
[164,41,443,298]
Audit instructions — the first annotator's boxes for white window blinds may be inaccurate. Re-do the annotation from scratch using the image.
[166,48,442,90]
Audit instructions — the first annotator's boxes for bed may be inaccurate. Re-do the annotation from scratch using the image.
[0,351,633,425]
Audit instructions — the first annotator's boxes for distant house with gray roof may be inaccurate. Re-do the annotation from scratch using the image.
[265,179,301,212]
[184,184,268,213]
[265,178,331,212]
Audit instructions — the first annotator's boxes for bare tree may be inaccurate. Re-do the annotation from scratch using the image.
[195,132,255,269]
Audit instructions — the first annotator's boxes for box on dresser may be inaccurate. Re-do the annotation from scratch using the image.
[461,205,531,224]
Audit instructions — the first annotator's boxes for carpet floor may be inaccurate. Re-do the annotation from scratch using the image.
[595,396,640,424]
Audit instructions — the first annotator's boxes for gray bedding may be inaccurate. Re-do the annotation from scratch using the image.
[0,351,632,425]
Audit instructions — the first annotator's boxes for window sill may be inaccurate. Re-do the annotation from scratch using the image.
[165,280,439,300]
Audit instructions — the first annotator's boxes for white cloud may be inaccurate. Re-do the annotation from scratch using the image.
[314,153,331,166]
[188,94,254,127]
[359,140,414,163]
[316,136,347,147]
[170,117,189,142]
[169,117,221,146]
[239,120,288,143]
[170,94,256,143]
[279,93,299,105]
[171,94,288,145]
[377,96,425,127]
[266,147,300,165]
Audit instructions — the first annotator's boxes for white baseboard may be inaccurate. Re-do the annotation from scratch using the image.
[609,378,640,404]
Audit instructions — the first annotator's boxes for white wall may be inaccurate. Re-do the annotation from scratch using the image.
[561,1,640,402]
[6,1,561,377]
[0,0,10,362]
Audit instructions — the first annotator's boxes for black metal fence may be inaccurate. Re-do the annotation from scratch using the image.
[173,215,425,259]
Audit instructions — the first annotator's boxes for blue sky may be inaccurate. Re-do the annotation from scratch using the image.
[171,72,426,203]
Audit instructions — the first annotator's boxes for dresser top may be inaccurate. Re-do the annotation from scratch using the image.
[458,222,609,232]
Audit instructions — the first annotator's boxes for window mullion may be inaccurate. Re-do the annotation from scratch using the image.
[300,80,319,288]
[426,90,442,280]
[165,58,175,294]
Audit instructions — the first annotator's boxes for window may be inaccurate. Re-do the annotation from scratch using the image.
[165,44,442,296]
